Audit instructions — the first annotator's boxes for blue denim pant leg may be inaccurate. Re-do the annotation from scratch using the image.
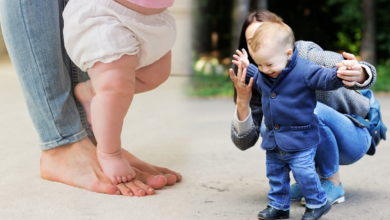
[289,146,327,209]
[315,102,371,178]
[267,147,327,210]
[266,148,291,211]
[0,0,92,150]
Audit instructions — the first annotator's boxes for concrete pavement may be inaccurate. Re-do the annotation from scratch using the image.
[0,55,390,220]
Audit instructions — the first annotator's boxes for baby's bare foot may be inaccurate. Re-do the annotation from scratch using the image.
[88,136,182,187]
[74,80,95,129]
[97,148,136,185]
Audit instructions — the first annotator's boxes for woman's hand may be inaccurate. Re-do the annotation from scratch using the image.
[335,52,368,87]
[232,49,250,69]
[230,63,253,120]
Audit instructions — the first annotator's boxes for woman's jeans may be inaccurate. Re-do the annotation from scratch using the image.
[314,102,371,178]
[266,146,327,210]
[0,0,91,150]
[260,102,371,178]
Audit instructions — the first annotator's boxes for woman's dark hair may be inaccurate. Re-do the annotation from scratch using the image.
[233,10,276,103]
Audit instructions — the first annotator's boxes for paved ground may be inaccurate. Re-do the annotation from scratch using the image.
[0,55,389,220]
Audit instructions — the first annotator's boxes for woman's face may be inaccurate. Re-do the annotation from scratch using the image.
[245,21,262,56]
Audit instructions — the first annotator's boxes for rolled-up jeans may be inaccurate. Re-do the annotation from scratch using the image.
[0,0,92,150]
[260,102,371,178]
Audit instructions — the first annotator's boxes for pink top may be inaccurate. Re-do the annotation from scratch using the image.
[125,0,174,8]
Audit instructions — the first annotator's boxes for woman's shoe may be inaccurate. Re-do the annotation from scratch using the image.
[297,179,345,205]
[290,182,303,200]
[320,179,345,205]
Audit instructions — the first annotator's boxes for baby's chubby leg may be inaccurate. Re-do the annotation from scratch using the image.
[74,51,172,126]
[87,55,138,185]
[134,50,172,94]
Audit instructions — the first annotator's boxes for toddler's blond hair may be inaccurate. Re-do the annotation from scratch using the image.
[250,14,295,52]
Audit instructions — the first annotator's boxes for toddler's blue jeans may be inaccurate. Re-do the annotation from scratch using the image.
[266,146,327,210]
[261,102,371,181]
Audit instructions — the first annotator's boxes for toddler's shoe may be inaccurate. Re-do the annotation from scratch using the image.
[301,201,331,220]
[258,205,289,220]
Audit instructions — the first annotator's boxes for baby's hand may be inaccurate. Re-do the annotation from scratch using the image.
[232,49,250,68]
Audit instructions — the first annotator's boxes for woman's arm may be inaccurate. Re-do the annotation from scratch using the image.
[295,40,376,90]
[231,90,263,150]
[229,63,262,150]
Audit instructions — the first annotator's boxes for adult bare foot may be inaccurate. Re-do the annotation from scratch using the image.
[74,80,95,128]
[41,137,117,194]
[40,137,166,196]
[118,168,168,196]
[122,148,182,186]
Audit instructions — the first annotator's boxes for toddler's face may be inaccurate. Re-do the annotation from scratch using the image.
[252,43,291,78]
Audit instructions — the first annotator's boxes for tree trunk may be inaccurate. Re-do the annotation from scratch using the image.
[231,0,250,54]
[360,0,376,65]
[257,0,268,10]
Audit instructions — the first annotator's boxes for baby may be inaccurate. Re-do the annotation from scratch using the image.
[233,19,347,220]
[63,0,176,185]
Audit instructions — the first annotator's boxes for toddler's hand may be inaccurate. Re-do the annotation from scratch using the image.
[232,49,250,68]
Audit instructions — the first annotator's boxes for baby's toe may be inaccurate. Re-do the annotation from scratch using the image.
[131,170,136,179]
[116,176,123,184]
[109,176,118,185]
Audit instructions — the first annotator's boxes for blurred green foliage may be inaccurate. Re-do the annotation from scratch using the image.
[193,0,390,59]
[187,53,233,97]
[192,0,234,56]
[372,62,390,91]
[187,74,234,97]
[376,0,390,63]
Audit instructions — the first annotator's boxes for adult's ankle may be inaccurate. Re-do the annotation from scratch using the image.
[42,144,71,157]
[42,137,90,157]
[323,172,341,186]
[322,178,340,187]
